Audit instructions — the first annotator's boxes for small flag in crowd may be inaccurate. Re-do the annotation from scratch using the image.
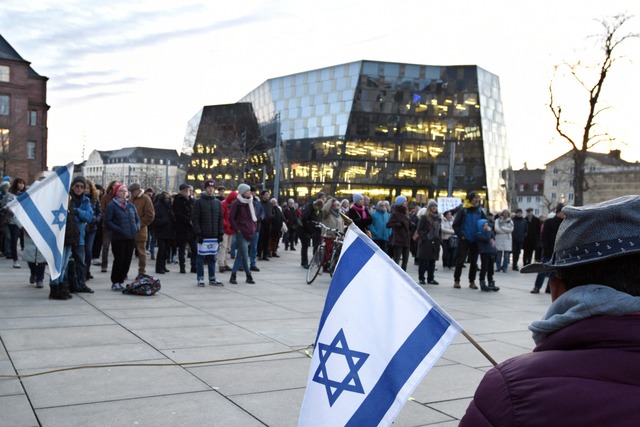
[299,224,462,426]
[5,163,73,280]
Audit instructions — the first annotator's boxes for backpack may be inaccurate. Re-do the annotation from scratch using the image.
[122,274,161,296]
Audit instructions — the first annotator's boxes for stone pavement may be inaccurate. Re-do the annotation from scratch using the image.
[0,246,551,426]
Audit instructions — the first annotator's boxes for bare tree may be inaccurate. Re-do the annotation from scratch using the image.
[549,14,638,206]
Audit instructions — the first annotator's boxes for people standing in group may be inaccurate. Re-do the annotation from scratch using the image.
[83,179,102,281]
[531,204,565,294]
[283,198,299,251]
[523,207,541,265]
[104,184,140,291]
[300,193,325,269]
[173,183,196,274]
[269,198,283,257]
[511,208,528,271]
[1,177,26,268]
[192,179,224,287]
[461,196,640,425]
[257,189,273,261]
[370,200,391,252]
[494,209,514,273]
[415,201,441,284]
[99,181,119,273]
[129,183,155,276]
[152,191,175,276]
[475,218,500,292]
[452,191,487,290]
[219,190,238,274]
[440,210,457,270]
[229,183,258,284]
[386,195,412,271]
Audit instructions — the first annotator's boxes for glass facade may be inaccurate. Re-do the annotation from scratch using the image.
[186,60,510,211]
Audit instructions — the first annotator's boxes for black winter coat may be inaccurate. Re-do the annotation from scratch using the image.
[153,201,175,240]
[172,194,194,239]
[192,193,223,241]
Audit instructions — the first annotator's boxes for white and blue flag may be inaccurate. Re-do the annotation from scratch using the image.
[5,163,73,281]
[299,224,462,426]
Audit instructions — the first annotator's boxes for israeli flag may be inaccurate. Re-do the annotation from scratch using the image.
[299,224,462,426]
[5,163,73,281]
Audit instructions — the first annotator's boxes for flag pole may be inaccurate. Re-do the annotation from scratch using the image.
[461,330,498,366]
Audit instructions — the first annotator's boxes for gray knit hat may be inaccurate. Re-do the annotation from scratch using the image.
[521,195,640,273]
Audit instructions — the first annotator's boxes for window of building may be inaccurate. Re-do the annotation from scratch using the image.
[517,196,522,203]
[27,141,36,160]
[28,110,37,126]
[527,196,531,203]
[533,183,539,192]
[536,196,541,202]
[535,209,540,215]
[568,193,574,201]
[552,179,557,186]
[0,95,9,115]
[0,65,9,82]
[551,192,556,200]
[519,184,524,191]
[589,164,596,172]
[569,180,573,187]
[553,167,558,174]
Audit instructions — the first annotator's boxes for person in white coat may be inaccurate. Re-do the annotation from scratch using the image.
[494,209,514,272]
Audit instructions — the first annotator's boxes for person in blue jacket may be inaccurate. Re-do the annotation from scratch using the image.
[105,183,140,291]
[452,191,487,290]
[475,219,500,292]
[369,201,391,252]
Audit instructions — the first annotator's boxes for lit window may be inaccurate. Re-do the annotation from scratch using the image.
[28,110,37,126]
[0,65,9,82]
[27,141,36,159]
[0,95,9,115]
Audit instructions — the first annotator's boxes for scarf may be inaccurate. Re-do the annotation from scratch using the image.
[352,204,367,219]
[331,208,341,218]
[114,196,128,211]
[237,193,257,222]
[529,285,640,345]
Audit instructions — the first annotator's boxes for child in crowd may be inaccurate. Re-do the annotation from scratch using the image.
[476,219,500,292]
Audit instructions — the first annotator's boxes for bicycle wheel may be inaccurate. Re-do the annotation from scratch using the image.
[328,242,342,277]
[306,246,325,284]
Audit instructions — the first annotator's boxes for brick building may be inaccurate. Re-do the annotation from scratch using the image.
[0,34,48,182]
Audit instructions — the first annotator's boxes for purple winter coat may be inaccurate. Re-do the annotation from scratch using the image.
[229,199,257,242]
[460,315,640,426]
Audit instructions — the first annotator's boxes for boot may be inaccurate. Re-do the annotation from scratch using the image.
[229,273,237,284]
[479,280,490,292]
[246,275,255,284]
[488,281,500,292]
[49,285,68,300]
[79,284,94,293]
[469,281,479,290]
[61,283,73,299]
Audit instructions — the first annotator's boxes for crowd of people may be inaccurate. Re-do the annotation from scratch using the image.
[0,174,561,298]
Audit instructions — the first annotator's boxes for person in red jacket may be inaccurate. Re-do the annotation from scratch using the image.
[460,195,640,426]
[219,190,238,273]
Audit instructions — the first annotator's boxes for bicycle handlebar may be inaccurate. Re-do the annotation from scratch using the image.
[312,221,346,237]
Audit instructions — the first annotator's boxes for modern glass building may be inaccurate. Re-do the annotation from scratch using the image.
[185,60,510,211]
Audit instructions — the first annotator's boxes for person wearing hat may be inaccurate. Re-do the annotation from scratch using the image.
[128,183,155,276]
[460,196,640,425]
[192,179,224,286]
[530,203,565,294]
[228,183,258,284]
[452,191,487,290]
[347,193,373,235]
[104,183,140,291]
[172,183,196,274]
[65,176,95,294]
[523,207,542,265]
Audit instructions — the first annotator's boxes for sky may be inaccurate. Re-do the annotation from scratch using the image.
[2,0,640,171]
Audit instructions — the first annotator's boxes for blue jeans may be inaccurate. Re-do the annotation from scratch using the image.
[249,231,259,267]
[232,233,251,275]
[196,254,217,281]
[496,251,510,272]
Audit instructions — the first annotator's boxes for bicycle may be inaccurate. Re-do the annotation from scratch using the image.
[306,222,346,284]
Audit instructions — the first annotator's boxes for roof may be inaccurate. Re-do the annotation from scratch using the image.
[0,33,44,78]
[108,147,180,161]
[546,149,633,167]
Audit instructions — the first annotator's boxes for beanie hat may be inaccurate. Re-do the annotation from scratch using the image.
[466,191,478,201]
[204,179,215,188]
[112,184,127,197]
[238,183,251,194]
[179,183,190,191]
[0,181,9,190]
[71,176,87,187]
[353,193,363,204]
[395,195,407,205]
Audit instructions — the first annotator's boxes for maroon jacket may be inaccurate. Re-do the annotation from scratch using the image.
[229,199,257,242]
[460,315,640,426]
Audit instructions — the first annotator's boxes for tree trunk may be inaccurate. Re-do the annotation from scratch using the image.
[573,149,586,206]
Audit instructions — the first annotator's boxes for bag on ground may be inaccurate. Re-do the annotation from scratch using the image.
[122,274,161,296]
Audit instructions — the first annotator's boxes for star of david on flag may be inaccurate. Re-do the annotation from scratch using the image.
[299,224,462,426]
[4,163,73,281]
